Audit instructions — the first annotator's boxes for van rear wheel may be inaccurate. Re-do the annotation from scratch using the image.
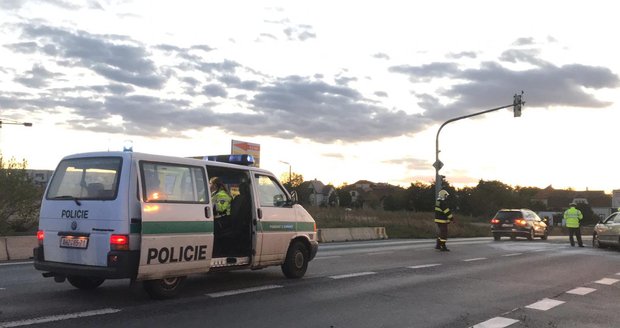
[281,241,308,279]
[143,276,186,299]
[67,276,105,290]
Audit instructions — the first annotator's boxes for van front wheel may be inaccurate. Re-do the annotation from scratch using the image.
[143,276,186,299]
[67,276,105,290]
[281,241,308,279]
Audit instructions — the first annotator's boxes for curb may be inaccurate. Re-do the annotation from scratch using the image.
[0,236,36,261]
[317,227,388,243]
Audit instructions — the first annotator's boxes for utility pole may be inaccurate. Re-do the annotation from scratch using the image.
[434,92,525,198]
[0,119,33,128]
[279,160,292,185]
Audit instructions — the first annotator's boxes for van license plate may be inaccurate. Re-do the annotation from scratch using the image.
[60,237,88,249]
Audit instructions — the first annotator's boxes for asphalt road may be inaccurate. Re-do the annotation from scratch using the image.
[1,236,619,328]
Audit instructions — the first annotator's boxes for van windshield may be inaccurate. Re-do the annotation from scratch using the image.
[47,157,122,201]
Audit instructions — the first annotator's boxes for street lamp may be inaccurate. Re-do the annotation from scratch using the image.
[0,119,33,128]
[434,92,525,198]
[279,160,292,185]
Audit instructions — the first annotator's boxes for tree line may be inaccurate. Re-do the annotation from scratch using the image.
[283,173,599,225]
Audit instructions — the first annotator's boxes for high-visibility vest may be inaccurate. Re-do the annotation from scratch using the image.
[563,207,583,228]
[212,189,232,216]
[434,199,453,224]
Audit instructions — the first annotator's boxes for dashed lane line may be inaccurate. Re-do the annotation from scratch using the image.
[566,287,596,295]
[367,251,394,256]
[471,316,519,328]
[501,253,522,257]
[525,298,565,311]
[206,285,283,298]
[463,257,487,262]
[407,264,441,269]
[0,308,121,327]
[313,255,342,260]
[329,272,377,280]
[594,278,618,285]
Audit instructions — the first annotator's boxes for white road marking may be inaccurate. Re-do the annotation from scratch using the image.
[0,261,33,267]
[329,272,377,280]
[471,316,519,328]
[594,278,619,285]
[463,257,487,262]
[407,264,441,269]
[0,308,120,327]
[525,298,565,311]
[313,255,342,260]
[207,285,282,298]
[502,253,522,257]
[0,287,5,291]
[368,251,394,256]
[566,287,596,295]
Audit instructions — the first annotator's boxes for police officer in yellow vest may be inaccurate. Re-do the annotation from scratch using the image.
[210,177,232,218]
[434,189,453,252]
[563,202,584,247]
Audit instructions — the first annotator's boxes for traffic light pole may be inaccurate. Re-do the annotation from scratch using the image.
[434,93,524,199]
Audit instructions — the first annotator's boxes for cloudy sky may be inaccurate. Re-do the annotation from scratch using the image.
[1,0,619,192]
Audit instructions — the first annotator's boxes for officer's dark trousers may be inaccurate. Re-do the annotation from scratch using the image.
[568,227,583,246]
[436,223,448,249]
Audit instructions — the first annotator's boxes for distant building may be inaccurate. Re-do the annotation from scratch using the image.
[341,180,403,210]
[612,190,620,211]
[297,179,338,207]
[532,185,612,220]
[26,169,54,188]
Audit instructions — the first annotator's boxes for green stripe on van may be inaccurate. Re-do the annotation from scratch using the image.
[296,222,315,232]
[260,221,315,232]
[142,221,214,235]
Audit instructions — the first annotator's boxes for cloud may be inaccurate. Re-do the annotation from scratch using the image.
[247,76,431,142]
[19,24,168,89]
[14,64,61,88]
[383,157,430,171]
[3,19,618,146]
[390,49,620,121]
[389,62,460,82]
[202,84,228,98]
[447,51,477,59]
[373,53,390,60]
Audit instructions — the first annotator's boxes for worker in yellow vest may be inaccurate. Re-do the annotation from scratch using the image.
[563,202,584,247]
[210,177,232,218]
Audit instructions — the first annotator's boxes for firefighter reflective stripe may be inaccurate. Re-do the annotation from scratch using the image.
[435,200,452,223]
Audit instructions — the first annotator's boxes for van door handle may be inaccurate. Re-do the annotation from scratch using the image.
[205,206,211,219]
[257,208,262,219]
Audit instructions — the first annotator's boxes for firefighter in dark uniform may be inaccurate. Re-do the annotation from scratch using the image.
[434,189,453,252]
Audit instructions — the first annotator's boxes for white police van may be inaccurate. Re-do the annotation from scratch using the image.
[34,151,318,299]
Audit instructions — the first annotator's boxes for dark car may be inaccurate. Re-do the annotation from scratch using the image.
[490,209,548,241]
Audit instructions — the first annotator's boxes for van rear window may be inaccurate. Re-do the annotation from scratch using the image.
[47,157,122,200]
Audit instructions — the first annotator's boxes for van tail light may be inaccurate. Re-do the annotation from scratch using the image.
[314,222,317,232]
[515,219,527,226]
[37,230,45,246]
[110,234,129,251]
[490,218,500,224]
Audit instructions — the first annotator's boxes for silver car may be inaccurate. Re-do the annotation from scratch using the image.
[593,212,620,248]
